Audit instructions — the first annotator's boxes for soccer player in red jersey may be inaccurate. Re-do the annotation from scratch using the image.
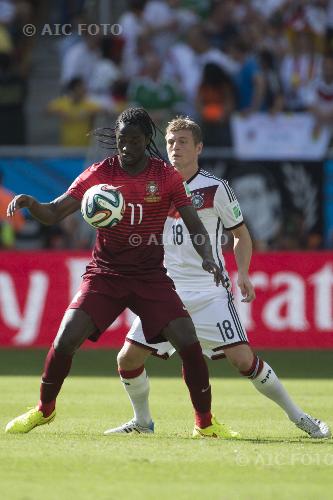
[5,108,227,436]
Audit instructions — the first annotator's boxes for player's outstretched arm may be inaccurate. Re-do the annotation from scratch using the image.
[7,192,81,226]
[178,205,224,286]
[231,223,255,303]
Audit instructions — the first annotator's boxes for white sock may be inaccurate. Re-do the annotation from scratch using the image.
[251,362,303,423]
[119,369,152,427]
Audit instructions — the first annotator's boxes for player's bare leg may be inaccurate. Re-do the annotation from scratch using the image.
[5,309,97,434]
[117,341,151,371]
[224,343,331,438]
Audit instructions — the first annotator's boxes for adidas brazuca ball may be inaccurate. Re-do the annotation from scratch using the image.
[81,184,125,228]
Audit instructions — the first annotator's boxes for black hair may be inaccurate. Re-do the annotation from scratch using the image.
[66,77,84,93]
[93,107,164,160]
[202,62,234,86]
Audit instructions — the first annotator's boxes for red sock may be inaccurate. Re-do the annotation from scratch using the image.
[240,356,264,379]
[38,346,73,417]
[118,366,144,379]
[195,411,212,429]
[37,400,56,417]
[179,342,212,428]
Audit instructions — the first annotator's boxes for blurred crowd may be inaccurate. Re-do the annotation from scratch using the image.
[1,0,333,251]
[46,0,333,148]
[0,0,42,145]
[1,0,333,146]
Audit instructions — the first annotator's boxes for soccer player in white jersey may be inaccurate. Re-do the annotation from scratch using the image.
[105,117,330,439]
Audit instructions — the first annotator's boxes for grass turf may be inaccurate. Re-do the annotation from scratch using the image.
[0,350,332,500]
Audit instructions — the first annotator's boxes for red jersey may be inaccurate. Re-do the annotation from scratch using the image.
[67,155,192,278]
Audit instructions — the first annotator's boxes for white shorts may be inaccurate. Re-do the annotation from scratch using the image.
[126,289,248,360]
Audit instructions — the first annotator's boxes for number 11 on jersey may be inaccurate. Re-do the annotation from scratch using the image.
[128,203,143,225]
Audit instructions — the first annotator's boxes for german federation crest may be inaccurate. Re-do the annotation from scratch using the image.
[192,193,204,209]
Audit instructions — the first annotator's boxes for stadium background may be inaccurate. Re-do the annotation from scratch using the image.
[0,0,333,350]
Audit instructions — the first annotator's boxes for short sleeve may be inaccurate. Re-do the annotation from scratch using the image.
[168,168,192,209]
[66,162,101,201]
[214,181,243,229]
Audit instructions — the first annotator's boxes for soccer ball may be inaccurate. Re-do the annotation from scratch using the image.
[81,184,125,228]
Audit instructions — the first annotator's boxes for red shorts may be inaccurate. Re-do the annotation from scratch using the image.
[68,272,190,343]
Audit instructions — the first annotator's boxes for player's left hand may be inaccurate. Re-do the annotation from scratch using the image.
[202,259,225,287]
[237,274,256,302]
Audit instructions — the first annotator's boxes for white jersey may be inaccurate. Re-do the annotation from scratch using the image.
[163,169,243,291]
[127,169,248,358]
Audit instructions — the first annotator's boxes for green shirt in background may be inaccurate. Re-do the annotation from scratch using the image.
[128,77,183,112]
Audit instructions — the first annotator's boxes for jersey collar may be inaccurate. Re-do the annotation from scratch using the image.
[186,168,200,185]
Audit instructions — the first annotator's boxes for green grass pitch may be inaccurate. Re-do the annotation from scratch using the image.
[0,350,332,500]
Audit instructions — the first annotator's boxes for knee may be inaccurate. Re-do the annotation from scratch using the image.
[53,333,77,356]
[226,347,256,373]
[232,356,254,373]
[53,309,95,356]
[117,343,150,371]
[53,326,81,356]
[117,347,131,370]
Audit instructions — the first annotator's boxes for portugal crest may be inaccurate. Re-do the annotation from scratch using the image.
[144,180,161,202]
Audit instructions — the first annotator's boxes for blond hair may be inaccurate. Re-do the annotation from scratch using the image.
[166,116,202,145]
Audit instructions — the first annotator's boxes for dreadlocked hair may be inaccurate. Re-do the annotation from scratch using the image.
[92,107,165,160]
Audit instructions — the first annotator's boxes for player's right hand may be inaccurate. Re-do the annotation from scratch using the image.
[7,195,35,217]
[238,274,256,303]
